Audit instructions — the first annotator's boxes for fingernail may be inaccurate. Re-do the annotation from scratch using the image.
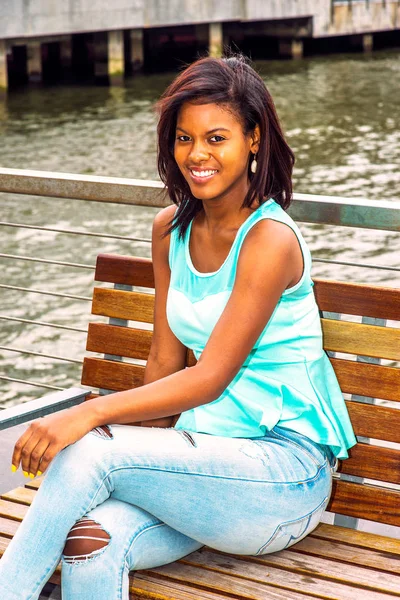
[10,465,17,473]
[37,471,43,477]
[29,473,35,479]
[23,471,29,477]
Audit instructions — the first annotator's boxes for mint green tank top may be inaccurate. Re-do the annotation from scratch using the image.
[167,199,356,459]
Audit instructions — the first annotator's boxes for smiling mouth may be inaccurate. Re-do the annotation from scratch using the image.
[188,168,218,182]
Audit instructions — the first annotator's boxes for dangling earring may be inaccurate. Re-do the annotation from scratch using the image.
[250,153,258,174]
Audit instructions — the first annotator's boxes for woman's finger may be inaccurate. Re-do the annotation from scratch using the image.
[28,438,51,478]
[19,432,47,475]
[36,443,60,475]
[11,426,36,471]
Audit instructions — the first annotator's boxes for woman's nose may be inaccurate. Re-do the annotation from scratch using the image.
[188,142,210,163]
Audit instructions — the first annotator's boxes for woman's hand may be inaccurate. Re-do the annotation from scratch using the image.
[11,407,95,478]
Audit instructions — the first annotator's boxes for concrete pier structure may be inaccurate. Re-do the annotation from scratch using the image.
[0,40,8,94]
[209,22,223,58]
[195,23,209,52]
[130,29,144,73]
[27,41,42,83]
[93,32,108,82]
[349,32,374,53]
[94,30,124,85]
[363,33,374,53]
[279,39,304,60]
[60,35,73,79]
[0,1,399,90]
[108,30,124,86]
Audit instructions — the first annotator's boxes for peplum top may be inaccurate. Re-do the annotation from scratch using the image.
[166,199,357,459]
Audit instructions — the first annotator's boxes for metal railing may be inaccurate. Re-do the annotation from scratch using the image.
[1,167,399,231]
[1,166,400,394]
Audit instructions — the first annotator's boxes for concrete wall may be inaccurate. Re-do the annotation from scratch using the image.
[245,1,400,37]
[326,1,400,37]
[0,0,144,39]
[144,0,243,27]
[0,1,399,41]
[1,0,241,39]
[245,0,317,21]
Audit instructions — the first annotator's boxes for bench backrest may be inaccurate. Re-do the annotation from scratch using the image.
[82,254,400,528]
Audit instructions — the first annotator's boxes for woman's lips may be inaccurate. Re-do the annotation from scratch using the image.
[188,168,218,184]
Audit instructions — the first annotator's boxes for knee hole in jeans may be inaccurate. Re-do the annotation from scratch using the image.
[62,518,111,564]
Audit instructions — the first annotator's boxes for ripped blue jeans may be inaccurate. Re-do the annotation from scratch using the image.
[0,424,336,600]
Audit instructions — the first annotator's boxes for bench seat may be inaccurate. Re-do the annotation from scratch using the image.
[1,478,400,599]
[1,253,399,599]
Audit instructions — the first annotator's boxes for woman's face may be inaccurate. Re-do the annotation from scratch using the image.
[174,102,259,204]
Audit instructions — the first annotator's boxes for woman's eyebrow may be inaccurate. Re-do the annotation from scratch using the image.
[176,127,231,134]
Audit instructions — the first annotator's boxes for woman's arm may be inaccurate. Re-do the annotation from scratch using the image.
[134,205,187,428]
[81,218,301,426]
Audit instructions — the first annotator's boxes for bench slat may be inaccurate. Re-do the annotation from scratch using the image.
[328,479,400,527]
[332,358,400,402]
[87,320,400,366]
[95,255,154,288]
[345,400,400,443]
[246,548,400,594]
[19,479,41,491]
[157,550,393,600]
[314,279,400,321]
[86,324,152,360]
[0,498,28,521]
[322,319,400,361]
[289,536,400,575]
[92,288,154,323]
[131,574,248,600]
[0,486,36,506]
[310,523,400,556]
[82,357,145,390]
[0,515,19,537]
[339,442,400,484]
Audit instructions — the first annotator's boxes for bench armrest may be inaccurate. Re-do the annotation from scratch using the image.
[0,387,91,431]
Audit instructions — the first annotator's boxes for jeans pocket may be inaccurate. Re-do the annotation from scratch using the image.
[254,494,329,556]
[270,428,326,469]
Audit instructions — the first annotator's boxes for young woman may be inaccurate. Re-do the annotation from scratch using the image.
[0,54,356,599]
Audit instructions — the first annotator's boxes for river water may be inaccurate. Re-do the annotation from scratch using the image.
[1,49,399,406]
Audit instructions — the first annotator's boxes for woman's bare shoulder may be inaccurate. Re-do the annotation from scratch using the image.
[153,204,177,234]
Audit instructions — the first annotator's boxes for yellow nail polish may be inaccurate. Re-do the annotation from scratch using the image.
[11,465,17,473]
[37,471,43,477]
[23,471,29,477]
[29,473,35,479]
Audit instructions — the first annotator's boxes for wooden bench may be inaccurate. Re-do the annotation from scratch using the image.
[1,253,400,599]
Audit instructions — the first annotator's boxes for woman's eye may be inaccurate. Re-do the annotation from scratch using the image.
[210,135,225,143]
[176,135,190,142]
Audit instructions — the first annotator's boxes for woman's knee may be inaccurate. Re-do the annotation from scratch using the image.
[49,425,113,476]
[62,517,111,564]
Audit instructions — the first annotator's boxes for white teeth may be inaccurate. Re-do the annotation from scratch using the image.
[191,169,217,178]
